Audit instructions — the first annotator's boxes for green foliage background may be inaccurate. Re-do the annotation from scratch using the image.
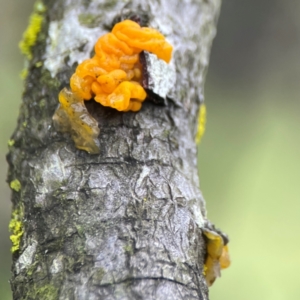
[1,1,299,299]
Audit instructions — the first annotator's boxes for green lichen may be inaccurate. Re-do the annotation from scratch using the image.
[10,179,21,192]
[40,69,60,89]
[27,261,39,276]
[78,13,102,28]
[162,129,170,139]
[91,268,105,283]
[26,284,59,300]
[35,61,43,68]
[75,224,84,237]
[195,103,207,144]
[124,244,134,255]
[9,207,24,253]
[98,0,119,10]
[79,1,119,27]
[8,139,15,147]
[39,98,46,108]
[19,1,47,60]
[20,68,29,80]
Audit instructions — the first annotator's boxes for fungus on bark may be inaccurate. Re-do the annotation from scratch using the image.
[53,19,174,153]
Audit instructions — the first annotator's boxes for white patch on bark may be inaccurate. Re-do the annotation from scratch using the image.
[44,7,105,77]
[145,52,176,99]
[15,241,38,274]
[30,148,76,206]
[50,256,64,274]
[135,165,150,191]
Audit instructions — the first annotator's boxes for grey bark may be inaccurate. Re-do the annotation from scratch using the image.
[8,0,221,299]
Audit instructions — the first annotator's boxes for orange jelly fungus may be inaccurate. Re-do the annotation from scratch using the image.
[203,229,231,287]
[53,88,100,154]
[70,19,173,111]
[53,20,173,153]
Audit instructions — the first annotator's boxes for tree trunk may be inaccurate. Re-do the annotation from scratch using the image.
[7,0,221,299]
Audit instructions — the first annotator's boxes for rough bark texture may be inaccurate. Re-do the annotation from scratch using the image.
[8,0,221,299]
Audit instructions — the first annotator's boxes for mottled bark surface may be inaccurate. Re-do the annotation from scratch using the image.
[8,0,221,299]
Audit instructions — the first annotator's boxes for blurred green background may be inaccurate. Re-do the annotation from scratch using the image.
[1,1,299,299]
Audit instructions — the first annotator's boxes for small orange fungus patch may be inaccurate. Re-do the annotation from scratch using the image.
[203,228,231,287]
[53,88,100,154]
[53,19,173,153]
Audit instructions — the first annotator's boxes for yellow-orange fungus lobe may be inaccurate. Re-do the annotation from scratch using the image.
[53,88,100,154]
[219,245,230,269]
[69,19,173,112]
[70,73,94,100]
[203,229,231,287]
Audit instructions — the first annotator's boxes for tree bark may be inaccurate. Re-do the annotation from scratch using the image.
[8,0,221,299]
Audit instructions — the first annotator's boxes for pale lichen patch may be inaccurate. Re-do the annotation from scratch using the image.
[50,256,64,274]
[31,148,75,206]
[44,8,107,77]
[15,241,38,274]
